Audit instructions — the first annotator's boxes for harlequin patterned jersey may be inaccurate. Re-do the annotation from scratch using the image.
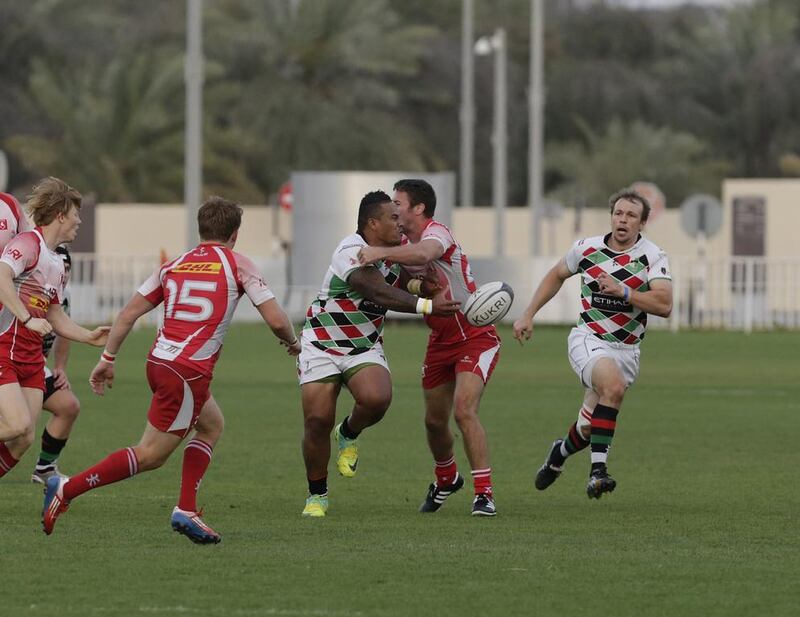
[302,234,400,356]
[565,233,671,345]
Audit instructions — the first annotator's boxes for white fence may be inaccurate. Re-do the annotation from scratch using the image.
[68,254,800,332]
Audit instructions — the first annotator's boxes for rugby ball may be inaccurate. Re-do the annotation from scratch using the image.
[463,281,514,327]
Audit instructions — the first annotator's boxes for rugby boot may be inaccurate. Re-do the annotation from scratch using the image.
[334,422,358,478]
[171,507,222,544]
[586,465,617,499]
[471,493,497,517]
[419,473,465,513]
[42,476,70,535]
[301,494,329,518]
[534,439,564,491]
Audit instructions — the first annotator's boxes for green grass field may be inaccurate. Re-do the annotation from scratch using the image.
[2,323,798,616]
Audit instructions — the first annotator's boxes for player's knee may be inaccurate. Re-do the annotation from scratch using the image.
[14,424,36,451]
[304,413,334,438]
[424,413,449,434]
[597,380,626,406]
[62,397,81,421]
[4,417,32,443]
[452,398,479,427]
[356,390,392,415]
[135,446,169,471]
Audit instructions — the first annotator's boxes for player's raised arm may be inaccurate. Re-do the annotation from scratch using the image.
[513,258,573,345]
[349,266,460,316]
[255,298,301,356]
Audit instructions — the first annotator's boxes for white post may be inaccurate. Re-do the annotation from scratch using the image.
[528,0,544,256]
[492,28,507,257]
[184,0,203,249]
[744,258,754,334]
[459,0,475,209]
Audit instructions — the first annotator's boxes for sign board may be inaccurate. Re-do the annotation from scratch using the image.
[732,196,765,256]
[680,193,723,238]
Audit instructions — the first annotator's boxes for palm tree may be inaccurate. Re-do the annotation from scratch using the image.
[206,0,440,197]
[546,118,729,208]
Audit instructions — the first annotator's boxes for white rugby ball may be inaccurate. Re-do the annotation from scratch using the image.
[463,281,514,327]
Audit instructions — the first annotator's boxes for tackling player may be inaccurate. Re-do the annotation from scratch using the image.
[513,188,672,498]
[299,191,460,517]
[358,179,502,517]
[42,196,300,543]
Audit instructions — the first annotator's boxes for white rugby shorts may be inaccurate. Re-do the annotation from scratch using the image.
[567,327,640,390]
[297,337,389,385]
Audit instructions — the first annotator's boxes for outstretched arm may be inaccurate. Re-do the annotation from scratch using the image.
[513,258,573,345]
[89,293,154,395]
[357,238,444,267]
[47,304,109,347]
[256,298,301,356]
[349,266,460,316]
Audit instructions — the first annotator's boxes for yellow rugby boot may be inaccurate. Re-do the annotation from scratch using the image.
[334,422,359,478]
[301,494,329,517]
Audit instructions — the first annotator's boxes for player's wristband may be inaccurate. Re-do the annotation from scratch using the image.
[415,297,433,315]
[100,350,116,364]
[622,287,630,302]
[21,314,32,325]
[284,337,299,347]
[407,279,423,295]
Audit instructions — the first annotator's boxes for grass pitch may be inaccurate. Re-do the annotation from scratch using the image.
[1,323,797,616]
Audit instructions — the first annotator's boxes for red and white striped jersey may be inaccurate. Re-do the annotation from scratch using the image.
[412,219,497,345]
[0,229,66,363]
[0,193,32,248]
[138,243,275,376]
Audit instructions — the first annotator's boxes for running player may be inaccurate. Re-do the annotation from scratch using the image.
[31,246,83,484]
[358,179,502,517]
[0,178,108,480]
[513,188,672,498]
[42,196,300,543]
[299,191,460,517]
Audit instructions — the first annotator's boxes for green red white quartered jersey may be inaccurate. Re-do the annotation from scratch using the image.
[302,233,400,356]
[565,233,672,345]
[138,243,275,376]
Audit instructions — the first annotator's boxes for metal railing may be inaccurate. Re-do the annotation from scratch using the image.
[67,254,800,332]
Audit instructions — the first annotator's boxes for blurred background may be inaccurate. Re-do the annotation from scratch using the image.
[0,0,797,329]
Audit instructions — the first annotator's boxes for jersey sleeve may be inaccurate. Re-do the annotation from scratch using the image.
[420,224,453,252]
[331,242,367,282]
[647,251,672,282]
[0,232,40,277]
[234,253,275,306]
[137,266,166,305]
[564,238,586,275]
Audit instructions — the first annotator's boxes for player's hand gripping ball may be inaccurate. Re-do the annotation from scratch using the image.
[463,281,514,326]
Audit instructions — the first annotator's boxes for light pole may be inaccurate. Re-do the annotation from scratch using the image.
[528,0,545,256]
[475,29,507,257]
[184,0,203,249]
[459,0,475,209]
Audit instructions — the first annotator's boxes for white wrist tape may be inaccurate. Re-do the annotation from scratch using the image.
[415,297,433,315]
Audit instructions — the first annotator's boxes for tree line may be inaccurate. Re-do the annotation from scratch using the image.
[1,0,798,209]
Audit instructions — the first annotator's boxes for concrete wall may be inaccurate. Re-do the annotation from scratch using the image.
[94,178,800,261]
